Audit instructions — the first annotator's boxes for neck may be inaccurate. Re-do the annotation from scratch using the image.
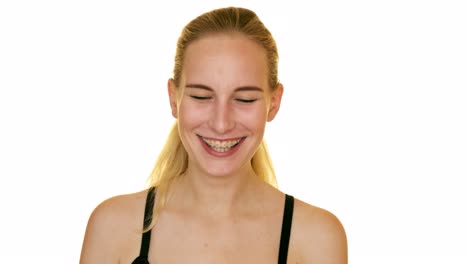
[171,164,265,217]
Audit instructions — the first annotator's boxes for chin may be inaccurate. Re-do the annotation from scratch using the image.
[203,167,239,178]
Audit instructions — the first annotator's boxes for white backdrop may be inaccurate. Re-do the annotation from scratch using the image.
[1,0,467,263]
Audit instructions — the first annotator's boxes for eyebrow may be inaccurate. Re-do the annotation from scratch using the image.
[185,84,264,92]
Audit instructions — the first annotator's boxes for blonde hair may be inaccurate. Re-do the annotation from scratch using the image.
[146,6,280,229]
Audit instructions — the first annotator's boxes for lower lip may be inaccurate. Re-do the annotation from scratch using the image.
[198,136,245,157]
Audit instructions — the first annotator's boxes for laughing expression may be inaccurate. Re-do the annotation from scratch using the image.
[169,33,282,178]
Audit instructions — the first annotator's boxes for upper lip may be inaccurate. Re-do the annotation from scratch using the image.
[197,135,245,141]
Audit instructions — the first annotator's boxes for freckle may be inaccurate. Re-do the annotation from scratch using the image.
[204,242,208,248]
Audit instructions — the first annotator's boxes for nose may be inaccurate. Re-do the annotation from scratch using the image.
[208,100,235,134]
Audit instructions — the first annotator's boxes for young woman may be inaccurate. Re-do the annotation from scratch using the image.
[80,7,347,264]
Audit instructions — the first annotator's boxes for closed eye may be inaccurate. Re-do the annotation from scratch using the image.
[236,98,258,103]
[190,95,211,100]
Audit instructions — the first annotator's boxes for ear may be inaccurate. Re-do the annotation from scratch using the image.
[168,78,178,118]
[267,83,284,122]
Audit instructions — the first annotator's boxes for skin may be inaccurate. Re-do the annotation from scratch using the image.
[80,33,347,263]
[172,33,276,181]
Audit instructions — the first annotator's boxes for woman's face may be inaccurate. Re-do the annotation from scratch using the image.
[169,33,282,178]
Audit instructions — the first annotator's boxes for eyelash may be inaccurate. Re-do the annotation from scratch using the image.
[190,96,257,103]
[190,95,210,100]
[236,99,257,103]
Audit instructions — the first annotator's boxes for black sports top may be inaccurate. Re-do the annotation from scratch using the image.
[132,186,294,264]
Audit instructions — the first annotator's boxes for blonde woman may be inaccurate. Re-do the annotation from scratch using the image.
[80,7,347,264]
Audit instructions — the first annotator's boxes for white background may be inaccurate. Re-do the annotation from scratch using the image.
[1,0,467,263]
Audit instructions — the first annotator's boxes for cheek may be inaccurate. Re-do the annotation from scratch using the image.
[178,100,208,126]
[236,105,268,130]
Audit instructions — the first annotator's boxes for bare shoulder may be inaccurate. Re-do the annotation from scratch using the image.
[80,189,149,264]
[291,198,348,263]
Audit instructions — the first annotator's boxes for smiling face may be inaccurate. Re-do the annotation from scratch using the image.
[168,33,283,178]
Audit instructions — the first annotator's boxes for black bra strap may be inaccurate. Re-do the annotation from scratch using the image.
[139,186,156,257]
[278,194,294,264]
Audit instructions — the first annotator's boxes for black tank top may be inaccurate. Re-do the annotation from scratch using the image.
[132,186,294,264]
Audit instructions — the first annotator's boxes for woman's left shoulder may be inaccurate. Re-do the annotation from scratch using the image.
[292,198,346,237]
[290,197,348,263]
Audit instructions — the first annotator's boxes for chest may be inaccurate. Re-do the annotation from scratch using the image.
[148,212,285,263]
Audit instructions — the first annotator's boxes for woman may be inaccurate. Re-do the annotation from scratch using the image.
[80,7,347,264]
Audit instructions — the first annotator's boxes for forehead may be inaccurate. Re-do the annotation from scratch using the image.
[182,33,269,89]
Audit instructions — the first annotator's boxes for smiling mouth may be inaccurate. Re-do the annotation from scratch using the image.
[198,135,245,153]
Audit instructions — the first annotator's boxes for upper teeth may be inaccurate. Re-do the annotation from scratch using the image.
[202,137,242,148]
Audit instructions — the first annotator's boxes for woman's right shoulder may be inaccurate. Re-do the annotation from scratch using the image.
[90,189,148,226]
[80,189,151,263]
